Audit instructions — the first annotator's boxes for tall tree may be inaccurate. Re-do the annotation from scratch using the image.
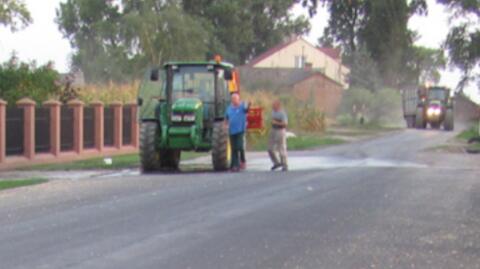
[437,0,479,90]
[0,0,31,31]
[56,0,213,82]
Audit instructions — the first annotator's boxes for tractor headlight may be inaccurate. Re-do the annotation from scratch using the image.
[427,107,441,116]
[183,114,196,122]
[171,114,182,122]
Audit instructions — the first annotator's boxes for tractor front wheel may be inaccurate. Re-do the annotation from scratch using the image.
[444,108,454,131]
[212,122,231,171]
[140,121,160,173]
[415,108,426,129]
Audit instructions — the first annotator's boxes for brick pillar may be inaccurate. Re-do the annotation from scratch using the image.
[68,99,84,154]
[43,100,61,156]
[111,101,123,149]
[126,102,139,148]
[91,100,104,152]
[0,99,6,163]
[16,98,36,159]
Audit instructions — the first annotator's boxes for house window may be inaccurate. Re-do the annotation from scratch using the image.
[294,56,306,68]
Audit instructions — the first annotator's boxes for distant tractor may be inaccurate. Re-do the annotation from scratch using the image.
[136,57,242,172]
[402,86,454,131]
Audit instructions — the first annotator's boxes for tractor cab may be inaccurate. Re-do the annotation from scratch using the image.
[137,57,241,172]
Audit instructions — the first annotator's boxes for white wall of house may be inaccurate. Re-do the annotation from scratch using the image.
[251,38,350,88]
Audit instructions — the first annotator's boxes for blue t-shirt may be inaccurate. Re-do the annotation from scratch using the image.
[225,102,248,135]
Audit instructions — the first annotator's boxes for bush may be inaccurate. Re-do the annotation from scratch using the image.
[0,57,61,105]
[339,87,402,126]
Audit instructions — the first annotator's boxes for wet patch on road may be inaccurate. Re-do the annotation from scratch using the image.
[245,156,427,171]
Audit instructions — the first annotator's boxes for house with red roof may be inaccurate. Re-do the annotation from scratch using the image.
[239,36,350,116]
[247,36,350,89]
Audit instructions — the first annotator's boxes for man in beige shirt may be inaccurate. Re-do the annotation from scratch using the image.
[268,100,288,171]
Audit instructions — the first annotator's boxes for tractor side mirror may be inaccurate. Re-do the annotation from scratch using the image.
[150,69,159,81]
[224,69,233,80]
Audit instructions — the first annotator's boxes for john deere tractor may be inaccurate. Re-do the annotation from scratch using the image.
[137,59,238,172]
[414,86,454,131]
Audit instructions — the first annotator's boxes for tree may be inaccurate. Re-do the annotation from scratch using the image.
[56,0,213,82]
[406,46,446,85]
[182,0,310,64]
[303,0,431,88]
[437,0,479,90]
[0,0,31,31]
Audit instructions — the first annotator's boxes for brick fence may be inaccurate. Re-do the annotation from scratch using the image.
[0,98,139,170]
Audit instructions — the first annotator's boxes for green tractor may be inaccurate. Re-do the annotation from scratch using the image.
[137,59,239,172]
[414,86,454,131]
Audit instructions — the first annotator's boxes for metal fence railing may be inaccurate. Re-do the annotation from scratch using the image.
[60,107,74,151]
[83,107,95,149]
[6,107,24,156]
[35,108,51,153]
[123,107,132,145]
[104,107,114,146]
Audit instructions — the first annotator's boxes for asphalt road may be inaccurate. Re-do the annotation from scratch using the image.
[1,129,480,269]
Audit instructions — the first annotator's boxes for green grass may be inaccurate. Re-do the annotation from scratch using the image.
[456,124,479,141]
[23,152,206,171]
[247,133,345,151]
[0,178,48,191]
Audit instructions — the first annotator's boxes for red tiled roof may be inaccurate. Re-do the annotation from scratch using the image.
[317,47,341,60]
[247,36,342,67]
[247,37,301,67]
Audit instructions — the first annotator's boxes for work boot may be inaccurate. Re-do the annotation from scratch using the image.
[271,163,282,171]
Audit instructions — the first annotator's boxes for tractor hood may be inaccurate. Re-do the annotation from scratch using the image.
[172,98,202,113]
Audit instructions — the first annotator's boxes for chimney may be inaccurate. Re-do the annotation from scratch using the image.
[304,62,313,72]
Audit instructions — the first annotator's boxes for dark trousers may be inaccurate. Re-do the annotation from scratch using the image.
[230,132,245,168]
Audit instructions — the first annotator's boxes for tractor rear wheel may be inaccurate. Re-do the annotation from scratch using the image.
[140,121,160,172]
[212,122,231,171]
[444,108,454,131]
[415,108,426,129]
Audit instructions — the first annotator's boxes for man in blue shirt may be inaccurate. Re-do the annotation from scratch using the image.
[224,93,250,172]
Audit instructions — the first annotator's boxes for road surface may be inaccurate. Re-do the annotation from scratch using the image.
[1,129,479,269]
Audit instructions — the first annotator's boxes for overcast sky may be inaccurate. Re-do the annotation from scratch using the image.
[0,0,477,102]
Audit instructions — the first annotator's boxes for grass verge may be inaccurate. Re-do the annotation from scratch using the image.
[0,178,48,191]
[23,152,206,171]
[456,124,479,141]
[456,124,480,154]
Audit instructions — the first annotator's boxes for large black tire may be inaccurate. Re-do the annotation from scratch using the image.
[406,116,415,128]
[211,122,230,171]
[140,122,160,172]
[444,108,454,131]
[160,149,181,170]
[415,108,426,129]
